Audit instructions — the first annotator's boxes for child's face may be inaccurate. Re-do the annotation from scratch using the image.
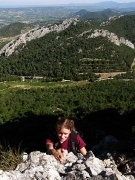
[57,127,71,143]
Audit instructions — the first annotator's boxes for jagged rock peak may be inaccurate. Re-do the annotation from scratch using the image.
[0,18,79,57]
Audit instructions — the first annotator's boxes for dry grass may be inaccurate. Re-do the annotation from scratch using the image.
[0,143,23,171]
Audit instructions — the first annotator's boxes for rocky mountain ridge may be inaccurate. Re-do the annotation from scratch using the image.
[0,18,134,57]
[0,18,79,57]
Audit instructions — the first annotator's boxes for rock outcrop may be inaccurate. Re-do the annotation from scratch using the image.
[0,18,134,57]
[0,18,79,57]
[79,29,134,49]
[0,136,134,180]
[0,150,134,180]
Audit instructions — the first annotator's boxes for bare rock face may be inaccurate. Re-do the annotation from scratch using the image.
[0,18,79,57]
[0,148,134,180]
[81,29,134,49]
[0,18,134,57]
[0,136,135,180]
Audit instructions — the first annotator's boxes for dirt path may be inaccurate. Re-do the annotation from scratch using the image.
[131,58,135,70]
[95,72,126,79]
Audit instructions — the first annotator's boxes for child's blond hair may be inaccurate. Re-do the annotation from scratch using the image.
[56,117,74,132]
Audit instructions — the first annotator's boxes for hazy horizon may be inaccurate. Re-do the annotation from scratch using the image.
[0,0,135,8]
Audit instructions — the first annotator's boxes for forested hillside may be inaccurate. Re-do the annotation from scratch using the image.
[0,22,34,38]
[0,17,135,82]
[103,15,135,44]
[0,79,135,155]
[74,9,123,22]
[0,79,135,124]
[73,9,135,25]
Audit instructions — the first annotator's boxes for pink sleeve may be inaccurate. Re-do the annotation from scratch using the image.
[76,134,86,149]
[45,139,53,144]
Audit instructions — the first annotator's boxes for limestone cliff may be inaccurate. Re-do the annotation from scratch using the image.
[0,18,134,57]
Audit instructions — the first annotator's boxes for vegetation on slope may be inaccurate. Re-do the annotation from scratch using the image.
[0,79,135,124]
[76,9,123,20]
[0,20,135,81]
[103,15,135,44]
[0,79,135,171]
[0,22,34,37]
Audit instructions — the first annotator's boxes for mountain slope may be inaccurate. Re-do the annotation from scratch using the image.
[0,17,134,57]
[73,8,135,24]
[0,22,34,37]
[0,18,135,81]
[74,9,123,20]
[0,18,79,57]
[101,15,135,45]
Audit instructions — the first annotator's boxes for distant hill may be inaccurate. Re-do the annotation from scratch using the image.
[0,22,34,37]
[0,2,135,29]
[92,1,135,10]
[73,8,135,22]
[74,8,122,19]
[67,1,135,11]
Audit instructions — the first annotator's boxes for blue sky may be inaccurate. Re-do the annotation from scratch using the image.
[0,0,134,7]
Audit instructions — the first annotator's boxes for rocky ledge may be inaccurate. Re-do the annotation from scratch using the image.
[0,136,135,180]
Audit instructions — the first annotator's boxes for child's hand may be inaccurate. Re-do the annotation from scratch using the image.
[52,148,66,163]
